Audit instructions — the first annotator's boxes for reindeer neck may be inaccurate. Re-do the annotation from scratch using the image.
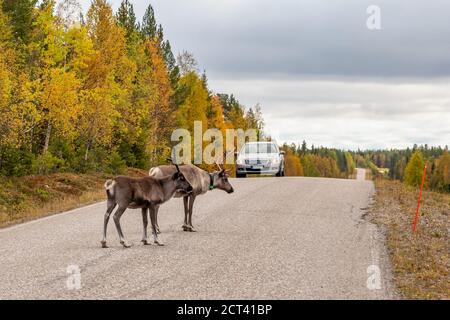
[206,171,219,191]
[158,176,177,201]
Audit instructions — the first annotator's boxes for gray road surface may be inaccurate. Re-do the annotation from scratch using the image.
[356,168,367,181]
[0,177,396,299]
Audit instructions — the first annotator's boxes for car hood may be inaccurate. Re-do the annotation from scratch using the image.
[238,153,280,160]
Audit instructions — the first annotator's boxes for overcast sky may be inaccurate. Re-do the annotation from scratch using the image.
[78,0,450,150]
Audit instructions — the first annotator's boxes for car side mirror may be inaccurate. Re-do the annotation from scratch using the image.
[234,151,239,156]
[279,151,285,155]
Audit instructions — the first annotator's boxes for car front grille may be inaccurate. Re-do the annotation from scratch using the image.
[245,159,270,166]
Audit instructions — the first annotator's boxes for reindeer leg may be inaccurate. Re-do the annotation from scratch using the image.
[101,200,116,248]
[155,205,161,234]
[141,208,150,245]
[187,195,197,232]
[113,206,131,248]
[150,205,164,246]
[182,196,189,231]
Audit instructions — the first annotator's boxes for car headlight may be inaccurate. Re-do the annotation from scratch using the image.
[236,158,244,165]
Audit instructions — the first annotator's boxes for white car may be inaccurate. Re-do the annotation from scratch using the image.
[235,142,285,178]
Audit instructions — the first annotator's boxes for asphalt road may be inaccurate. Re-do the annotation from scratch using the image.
[356,168,366,181]
[0,175,396,299]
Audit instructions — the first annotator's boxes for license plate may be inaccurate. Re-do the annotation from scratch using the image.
[252,165,263,170]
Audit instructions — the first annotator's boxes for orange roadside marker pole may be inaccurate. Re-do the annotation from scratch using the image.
[412,163,428,233]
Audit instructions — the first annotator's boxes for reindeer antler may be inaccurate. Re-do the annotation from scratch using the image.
[215,160,222,171]
[215,150,234,172]
[167,157,180,172]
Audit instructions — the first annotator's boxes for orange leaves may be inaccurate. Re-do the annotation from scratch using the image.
[284,150,304,176]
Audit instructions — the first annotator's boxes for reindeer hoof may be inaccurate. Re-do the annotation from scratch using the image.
[141,239,150,245]
[154,240,164,246]
[120,241,132,248]
[183,225,197,232]
[101,241,108,248]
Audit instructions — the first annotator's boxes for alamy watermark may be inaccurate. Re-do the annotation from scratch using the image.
[171,121,259,165]
[366,264,382,290]
[66,264,81,290]
[367,5,381,30]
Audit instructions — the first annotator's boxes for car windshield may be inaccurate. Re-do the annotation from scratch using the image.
[242,143,278,154]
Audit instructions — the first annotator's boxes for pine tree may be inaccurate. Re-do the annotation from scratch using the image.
[404,151,425,187]
[162,39,180,88]
[116,0,137,43]
[301,140,307,155]
[141,4,157,39]
[2,0,37,44]
[156,23,163,42]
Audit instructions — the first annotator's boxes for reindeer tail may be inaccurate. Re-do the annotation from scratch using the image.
[104,179,116,197]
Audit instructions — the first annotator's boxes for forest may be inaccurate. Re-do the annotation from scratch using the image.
[0,0,264,176]
[280,141,449,192]
[353,145,450,192]
[0,1,448,194]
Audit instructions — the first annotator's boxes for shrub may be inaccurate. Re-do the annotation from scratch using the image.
[31,152,65,175]
[0,147,34,176]
[105,151,127,174]
[35,187,50,201]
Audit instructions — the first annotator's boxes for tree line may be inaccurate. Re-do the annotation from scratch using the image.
[280,141,356,178]
[279,141,449,193]
[352,145,450,192]
[0,0,263,176]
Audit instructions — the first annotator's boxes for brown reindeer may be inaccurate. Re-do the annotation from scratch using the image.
[102,164,192,248]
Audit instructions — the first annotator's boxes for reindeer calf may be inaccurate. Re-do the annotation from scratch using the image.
[101,167,192,248]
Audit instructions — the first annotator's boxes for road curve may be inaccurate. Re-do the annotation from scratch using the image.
[0,177,396,299]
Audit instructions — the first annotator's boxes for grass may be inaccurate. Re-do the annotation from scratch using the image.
[369,179,450,299]
[0,168,147,229]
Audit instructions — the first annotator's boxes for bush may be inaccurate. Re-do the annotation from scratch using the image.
[105,151,127,174]
[0,147,34,176]
[31,152,65,175]
[35,187,50,201]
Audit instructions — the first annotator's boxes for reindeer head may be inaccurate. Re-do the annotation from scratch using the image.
[167,158,193,193]
[213,168,234,193]
[212,152,234,194]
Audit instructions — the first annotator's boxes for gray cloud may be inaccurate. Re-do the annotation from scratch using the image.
[211,78,450,149]
[77,0,450,149]
[78,0,450,78]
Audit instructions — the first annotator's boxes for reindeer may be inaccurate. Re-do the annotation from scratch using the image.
[102,164,193,248]
[149,159,234,233]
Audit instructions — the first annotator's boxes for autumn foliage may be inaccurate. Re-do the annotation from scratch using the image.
[0,0,263,176]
